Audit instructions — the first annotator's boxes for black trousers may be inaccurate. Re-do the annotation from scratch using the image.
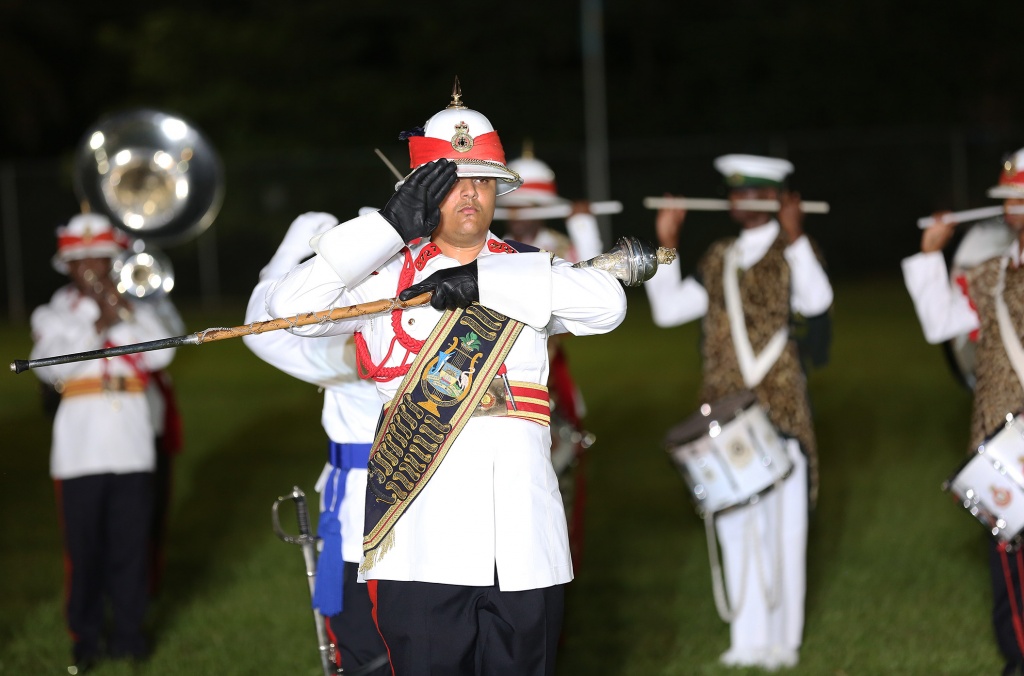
[991,540,1024,675]
[56,472,154,660]
[369,578,564,676]
[326,562,389,673]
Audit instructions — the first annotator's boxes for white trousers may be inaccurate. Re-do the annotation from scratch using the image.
[714,440,808,668]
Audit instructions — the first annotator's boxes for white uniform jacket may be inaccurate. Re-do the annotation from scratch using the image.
[31,287,177,479]
[899,245,1017,344]
[244,245,381,564]
[266,211,627,591]
[644,221,834,327]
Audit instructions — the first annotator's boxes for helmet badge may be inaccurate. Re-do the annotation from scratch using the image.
[451,121,474,153]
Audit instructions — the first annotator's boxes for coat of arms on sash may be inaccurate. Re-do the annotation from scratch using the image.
[361,304,524,572]
[421,331,483,415]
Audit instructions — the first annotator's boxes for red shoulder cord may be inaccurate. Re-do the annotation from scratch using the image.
[354,249,425,381]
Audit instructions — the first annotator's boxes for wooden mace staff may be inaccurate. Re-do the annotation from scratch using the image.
[9,292,432,375]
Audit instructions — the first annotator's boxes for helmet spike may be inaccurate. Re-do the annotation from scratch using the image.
[448,76,466,110]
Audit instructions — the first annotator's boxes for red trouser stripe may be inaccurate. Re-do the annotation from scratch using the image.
[366,580,395,675]
[999,543,1024,653]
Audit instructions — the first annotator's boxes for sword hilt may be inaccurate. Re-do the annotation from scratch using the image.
[271,486,317,546]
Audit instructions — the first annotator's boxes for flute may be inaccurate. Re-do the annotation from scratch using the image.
[642,197,830,214]
[492,200,623,221]
[916,205,1024,229]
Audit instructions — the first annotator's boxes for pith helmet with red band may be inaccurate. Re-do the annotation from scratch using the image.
[497,141,569,208]
[397,78,522,196]
[52,212,129,274]
[988,148,1024,199]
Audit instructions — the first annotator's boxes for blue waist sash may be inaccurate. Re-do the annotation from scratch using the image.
[312,441,372,617]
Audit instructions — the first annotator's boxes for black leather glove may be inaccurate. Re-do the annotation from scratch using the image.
[399,261,479,311]
[380,159,458,243]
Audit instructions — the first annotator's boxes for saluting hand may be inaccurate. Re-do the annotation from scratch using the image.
[381,160,458,244]
[778,190,805,243]
[655,193,686,250]
[921,212,956,253]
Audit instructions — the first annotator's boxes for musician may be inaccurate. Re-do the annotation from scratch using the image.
[30,213,177,670]
[902,147,1024,676]
[496,148,602,564]
[497,147,604,263]
[265,84,627,675]
[242,211,387,674]
[644,154,833,669]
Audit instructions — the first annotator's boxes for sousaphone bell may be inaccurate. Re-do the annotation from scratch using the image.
[73,108,224,298]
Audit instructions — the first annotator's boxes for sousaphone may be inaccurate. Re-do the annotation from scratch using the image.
[73,108,224,297]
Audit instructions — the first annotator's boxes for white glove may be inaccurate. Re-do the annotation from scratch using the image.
[262,212,339,279]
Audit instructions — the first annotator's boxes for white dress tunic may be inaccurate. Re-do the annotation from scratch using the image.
[31,287,177,479]
[266,211,626,592]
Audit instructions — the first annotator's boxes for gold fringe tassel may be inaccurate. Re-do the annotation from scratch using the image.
[358,529,396,575]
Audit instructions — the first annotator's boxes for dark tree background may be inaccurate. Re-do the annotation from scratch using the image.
[2,0,1024,307]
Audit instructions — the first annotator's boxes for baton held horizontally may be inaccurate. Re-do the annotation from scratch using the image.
[9,293,433,374]
[11,236,676,375]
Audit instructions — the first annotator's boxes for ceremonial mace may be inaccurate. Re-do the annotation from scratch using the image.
[10,237,676,374]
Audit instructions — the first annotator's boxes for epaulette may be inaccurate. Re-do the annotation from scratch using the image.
[496,239,540,254]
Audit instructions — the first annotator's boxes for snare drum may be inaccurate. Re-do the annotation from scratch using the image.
[664,391,793,517]
[944,413,1024,545]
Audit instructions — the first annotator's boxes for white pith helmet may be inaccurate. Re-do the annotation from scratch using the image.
[52,212,129,274]
[988,148,1024,199]
[496,140,569,207]
[397,77,521,196]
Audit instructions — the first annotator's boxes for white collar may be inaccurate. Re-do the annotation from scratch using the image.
[734,220,780,270]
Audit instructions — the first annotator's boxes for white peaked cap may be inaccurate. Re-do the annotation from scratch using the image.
[713,154,794,188]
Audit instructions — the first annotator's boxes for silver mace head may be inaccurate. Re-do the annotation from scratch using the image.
[572,236,677,286]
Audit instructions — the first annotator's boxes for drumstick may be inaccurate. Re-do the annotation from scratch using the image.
[916,205,1024,229]
[492,200,623,221]
[642,197,830,214]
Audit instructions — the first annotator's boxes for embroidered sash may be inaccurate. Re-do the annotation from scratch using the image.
[360,303,524,571]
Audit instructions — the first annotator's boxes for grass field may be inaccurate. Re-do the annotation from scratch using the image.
[0,277,1003,675]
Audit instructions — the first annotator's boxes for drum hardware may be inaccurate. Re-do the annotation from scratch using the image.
[944,412,1024,550]
[664,390,792,622]
[664,391,793,518]
[550,416,596,478]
